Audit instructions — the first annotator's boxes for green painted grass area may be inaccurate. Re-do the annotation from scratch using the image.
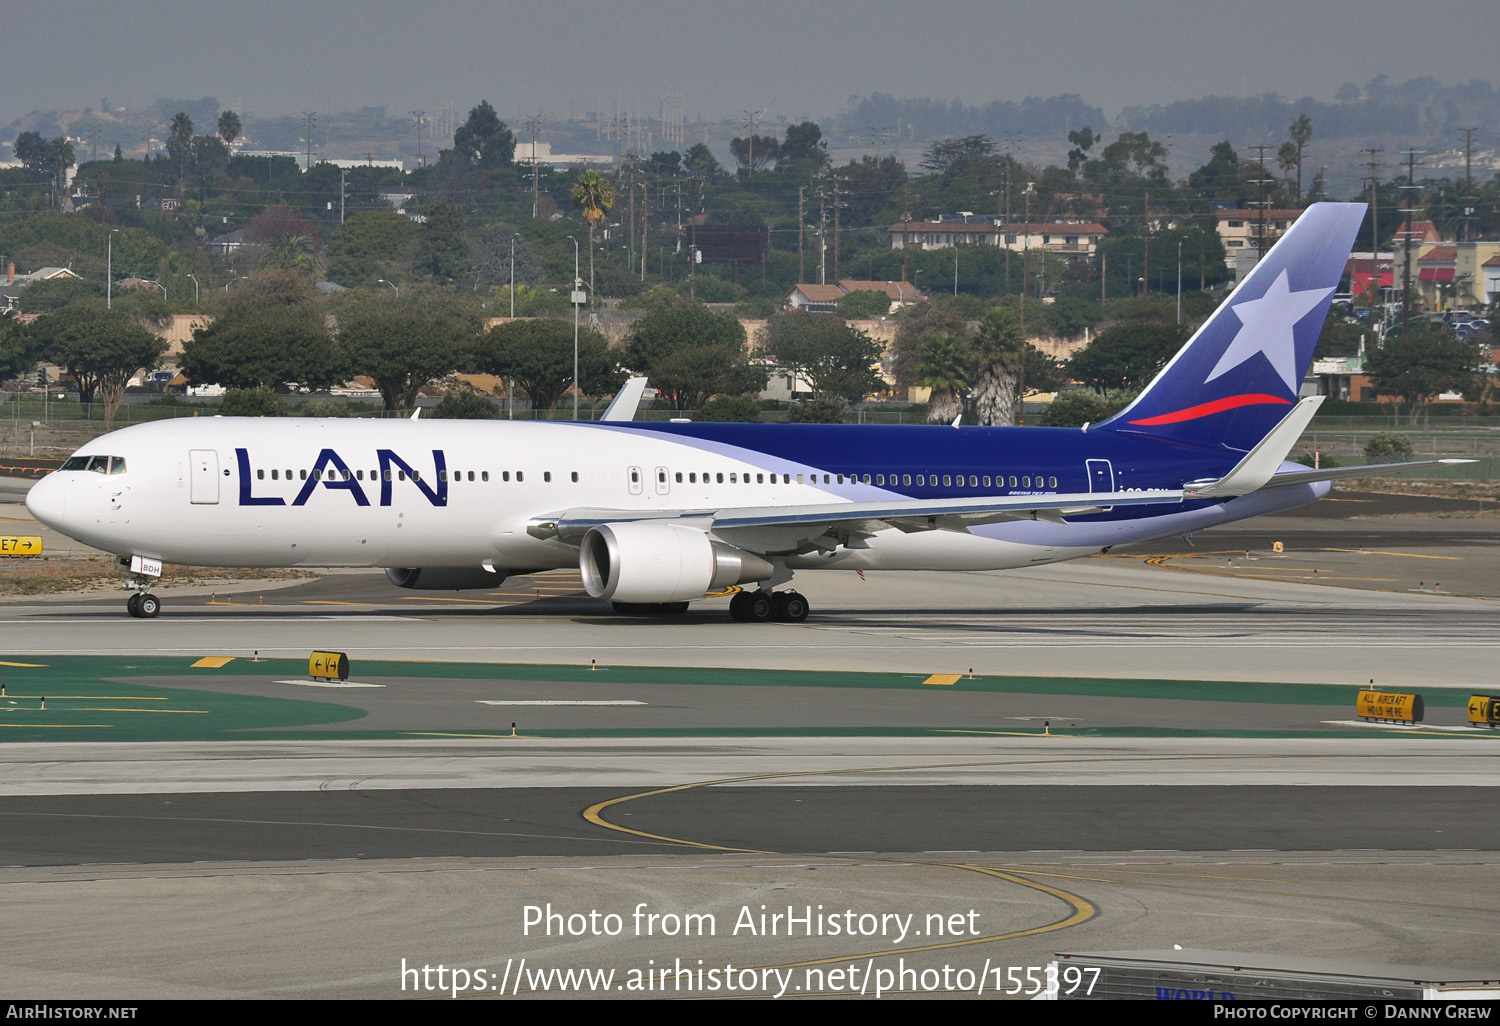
[244,656,1473,708]
[0,655,1487,742]
[0,655,364,741]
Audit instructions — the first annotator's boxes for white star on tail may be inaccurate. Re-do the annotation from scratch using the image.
[1205,270,1333,392]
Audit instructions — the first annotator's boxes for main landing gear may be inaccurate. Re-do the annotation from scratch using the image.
[728,589,810,623]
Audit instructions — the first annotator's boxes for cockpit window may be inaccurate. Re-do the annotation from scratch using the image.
[60,454,124,474]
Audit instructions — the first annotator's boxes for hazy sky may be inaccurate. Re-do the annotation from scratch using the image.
[6,1,1499,126]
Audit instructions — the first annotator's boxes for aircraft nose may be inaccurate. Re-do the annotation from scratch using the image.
[24,472,67,530]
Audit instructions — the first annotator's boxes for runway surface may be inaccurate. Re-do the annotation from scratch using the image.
[0,490,1497,997]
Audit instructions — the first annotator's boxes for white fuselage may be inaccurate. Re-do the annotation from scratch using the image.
[25,417,1325,577]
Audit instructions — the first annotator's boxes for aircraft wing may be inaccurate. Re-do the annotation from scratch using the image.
[528,488,1185,551]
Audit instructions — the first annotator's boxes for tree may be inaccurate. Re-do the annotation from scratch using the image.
[780,122,828,171]
[325,210,421,286]
[729,134,778,175]
[1068,322,1187,392]
[625,305,745,371]
[416,201,469,284]
[0,311,36,383]
[1288,114,1313,202]
[969,309,1027,426]
[1039,389,1136,427]
[217,110,242,148]
[1365,322,1485,422]
[835,290,892,319]
[624,306,761,411]
[14,131,49,179]
[570,170,614,291]
[918,332,971,424]
[243,202,320,248]
[26,302,166,423]
[471,224,540,293]
[430,391,499,419]
[684,143,722,180]
[182,306,344,391]
[449,100,515,169]
[1187,141,1249,205]
[1364,431,1414,462]
[473,318,621,416]
[1066,127,1096,175]
[339,302,474,413]
[167,111,194,181]
[760,311,882,404]
[890,298,969,388]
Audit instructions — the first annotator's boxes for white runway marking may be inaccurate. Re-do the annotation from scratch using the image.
[476,700,647,706]
[276,679,385,688]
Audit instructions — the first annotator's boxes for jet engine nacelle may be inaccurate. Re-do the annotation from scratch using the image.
[579,522,774,603]
[384,566,507,590]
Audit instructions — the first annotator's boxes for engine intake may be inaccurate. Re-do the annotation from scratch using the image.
[384,566,507,590]
[579,522,773,603]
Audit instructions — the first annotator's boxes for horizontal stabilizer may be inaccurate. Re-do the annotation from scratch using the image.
[1183,396,1323,498]
[1265,458,1477,489]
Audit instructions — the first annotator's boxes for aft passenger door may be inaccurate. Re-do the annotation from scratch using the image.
[1086,458,1114,511]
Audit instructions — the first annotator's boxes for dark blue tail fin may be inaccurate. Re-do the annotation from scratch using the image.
[1097,202,1365,452]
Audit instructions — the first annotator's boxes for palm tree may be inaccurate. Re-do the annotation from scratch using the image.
[571,169,614,293]
[217,110,241,149]
[919,331,971,424]
[47,137,74,206]
[168,111,194,181]
[970,310,1026,426]
[1288,114,1313,202]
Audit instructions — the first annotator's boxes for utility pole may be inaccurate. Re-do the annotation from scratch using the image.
[1399,148,1422,333]
[1247,143,1274,262]
[339,168,346,225]
[1142,191,1150,296]
[411,110,426,168]
[819,188,827,285]
[302,112,317,171]
[797,186,805,283]
[832,177,842,281]
[1364,147,1383,323]
[526,114,542,219]
[641,169,649,282]
[1461,127,1476,242]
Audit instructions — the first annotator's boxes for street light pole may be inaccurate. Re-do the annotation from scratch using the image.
[1176,240,1183,326]
[186,273,199,305]
[509,234,518,318]
[509,233,519,420]
[106,229,118,309]
[567,235,580,421]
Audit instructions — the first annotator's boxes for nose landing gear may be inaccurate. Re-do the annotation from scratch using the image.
[126,589,161,618]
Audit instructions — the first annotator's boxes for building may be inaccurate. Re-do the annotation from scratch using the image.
[0,265,82,310]
[887,216,1106,264]
[783,280,925,314]
[1214,208,1303,274]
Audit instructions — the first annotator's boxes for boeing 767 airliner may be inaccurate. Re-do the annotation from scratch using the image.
[25,202,1458,620]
